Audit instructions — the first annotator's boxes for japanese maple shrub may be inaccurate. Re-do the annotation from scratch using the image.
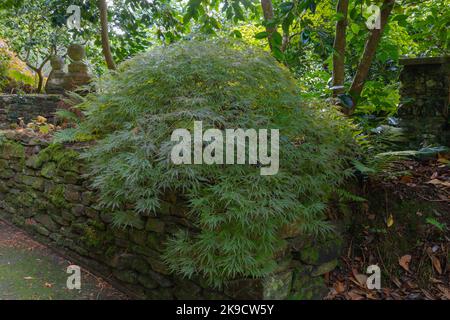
[63,39,356,286]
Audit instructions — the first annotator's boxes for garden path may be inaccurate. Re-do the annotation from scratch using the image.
[0,219,127,300]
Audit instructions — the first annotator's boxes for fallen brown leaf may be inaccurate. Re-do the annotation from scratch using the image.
[430,277,444,284]
[430,256,442,275]
[399,254,412,272]
[347,290,365,300]
[405,280,418,289]
[390,291,403,299]
[437,285,450,300]
[353,274,368,288]
[427,179,450,187]
[365,291,378,300]
[334,281,346,294]
[400,175,413,183]
[421,289,435,300]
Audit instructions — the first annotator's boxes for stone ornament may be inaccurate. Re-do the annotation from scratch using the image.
[45,56,66,94]
[63,44,92,92]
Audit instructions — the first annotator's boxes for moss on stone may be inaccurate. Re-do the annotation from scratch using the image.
[113,270,138,284]
[81,223,114,249]
[25,155,43,169]
[48,185,69,208]
[300,246,320,264]
[81,225,102,247]
[87,219,106,231]
[41,162,57,179]
[37,143,80,172]
[0,158,9,170]
[105,246,117,258]
[311,259,338,277]
[0,140,25,159]
[0,169,14,179]
[262,271,293,300]
[130,230,148,246]
[16,191,36,208]
[145,218,165,233]
[34,214,58,232]
[289,266,328,300]
[22,175,45,191]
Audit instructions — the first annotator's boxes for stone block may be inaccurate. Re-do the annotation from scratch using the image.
[145,218,165,233]
[34,214,58,232]
[224,271,292,300]
[290,265,328,300]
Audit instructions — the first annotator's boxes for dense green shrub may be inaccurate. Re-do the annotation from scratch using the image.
[63,39,356,285]
[0,47,10,91]
[0,41,36,93]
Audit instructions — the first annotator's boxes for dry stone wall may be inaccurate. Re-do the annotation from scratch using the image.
[0,94,62,128]
[398,57,450,147]
[0,97,342,300]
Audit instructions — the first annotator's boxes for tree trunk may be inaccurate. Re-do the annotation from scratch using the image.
[36,70,44,93]
[27,67,44,93]
[281,31,289,52]
[98,0,116,70]
[26,55,50,93]
[260,0,277,50]
[332,0,349,97]
[347,0,395,114]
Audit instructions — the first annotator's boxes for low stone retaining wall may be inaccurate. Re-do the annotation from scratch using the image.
[0,94,62,128]
[398,57,450,147]
[0,128,341,299]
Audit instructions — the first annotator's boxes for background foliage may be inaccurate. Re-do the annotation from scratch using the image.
[0,0,448,112]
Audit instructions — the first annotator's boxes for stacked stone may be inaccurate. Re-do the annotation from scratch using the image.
[398,57,450,147]
[0,129,342,300]
[0,94,61,128]
[45,56,66,94]
[63,44,92,92]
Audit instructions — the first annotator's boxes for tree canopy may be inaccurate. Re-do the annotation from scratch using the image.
[0,0,447,115]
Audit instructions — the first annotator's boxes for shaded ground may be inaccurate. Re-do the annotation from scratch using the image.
[325,158,450,300]
[0,220,128,300]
